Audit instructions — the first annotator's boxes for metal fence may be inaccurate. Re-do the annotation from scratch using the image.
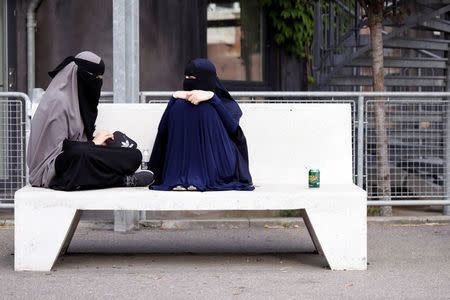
[366,99,447,200]
[2,91,450,210]
[0,93,29,209]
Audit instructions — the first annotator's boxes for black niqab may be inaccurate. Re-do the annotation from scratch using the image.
[183,60,216,92]
[49,56,105,140]
[183,58,243,122]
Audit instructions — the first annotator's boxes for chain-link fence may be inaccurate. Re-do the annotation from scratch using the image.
[0,95,27,208]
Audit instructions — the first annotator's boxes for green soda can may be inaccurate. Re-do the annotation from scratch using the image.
[309,169,320,188]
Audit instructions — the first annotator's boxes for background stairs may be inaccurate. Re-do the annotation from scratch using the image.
[313,0,450,91]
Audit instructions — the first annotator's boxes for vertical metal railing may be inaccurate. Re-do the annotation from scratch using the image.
[313,0,363,88]
[357,95,364,187]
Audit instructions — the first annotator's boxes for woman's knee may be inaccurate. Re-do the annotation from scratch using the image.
[129,148,143,168]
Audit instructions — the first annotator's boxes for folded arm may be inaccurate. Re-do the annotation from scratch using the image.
[174,90,239,134]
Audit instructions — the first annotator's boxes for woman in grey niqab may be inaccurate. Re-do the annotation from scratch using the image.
[27,51,153,190]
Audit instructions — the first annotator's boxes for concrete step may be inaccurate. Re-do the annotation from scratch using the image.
[382,38,449,51]
[327,76,446,87]
[418,18,450,33]
[417,0,450,5]
[347,57,447,69]
[384,17,450,30]
[343,36,449,51]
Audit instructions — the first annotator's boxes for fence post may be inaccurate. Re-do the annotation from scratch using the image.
[444,66,450,214]
[445,108,450,214]
[357,95,364,188]
[112,0,141,231]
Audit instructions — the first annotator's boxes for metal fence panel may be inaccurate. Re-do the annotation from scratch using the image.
[365,99,448,200]
[0,98,26,205]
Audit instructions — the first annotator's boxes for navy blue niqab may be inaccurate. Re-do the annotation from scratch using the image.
[149,58,254,191]
[183,59,243,122]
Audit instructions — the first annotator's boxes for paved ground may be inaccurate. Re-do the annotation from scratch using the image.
[1,222,449,299]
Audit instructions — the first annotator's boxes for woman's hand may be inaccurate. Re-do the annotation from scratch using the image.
[92,130,113,146]
[173,91,189,99]
[186,90,214,105]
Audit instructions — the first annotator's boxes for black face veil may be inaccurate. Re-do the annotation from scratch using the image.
[49,56,105,140]
[183,60,217,92]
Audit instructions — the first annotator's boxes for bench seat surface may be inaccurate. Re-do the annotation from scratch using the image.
[15,184,366,211]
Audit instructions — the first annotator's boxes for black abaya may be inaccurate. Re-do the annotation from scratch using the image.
[49,140,141,191]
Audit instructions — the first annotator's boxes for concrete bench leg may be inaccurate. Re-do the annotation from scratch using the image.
[60,210,82,255]
[302,207,367,270]
[15,207,81,271]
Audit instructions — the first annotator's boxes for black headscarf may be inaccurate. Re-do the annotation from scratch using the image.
[49,55,105,140]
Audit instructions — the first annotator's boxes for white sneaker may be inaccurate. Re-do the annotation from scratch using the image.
[187,185,197,191]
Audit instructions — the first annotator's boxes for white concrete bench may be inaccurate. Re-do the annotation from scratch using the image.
[15,103,367,271]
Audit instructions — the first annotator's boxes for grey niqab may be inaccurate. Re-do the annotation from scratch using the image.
[27,51,102,187]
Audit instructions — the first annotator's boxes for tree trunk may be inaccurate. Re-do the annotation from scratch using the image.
[368,5,392,216]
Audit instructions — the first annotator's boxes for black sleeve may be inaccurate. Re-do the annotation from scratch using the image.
[157,97,176,133]
[62,139,96,150]
[209,95,252,185]
[208,94,239,134]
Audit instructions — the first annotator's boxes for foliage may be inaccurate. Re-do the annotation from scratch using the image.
[367,206,380,216]
[262,0,315,59]
[359,0,411,26]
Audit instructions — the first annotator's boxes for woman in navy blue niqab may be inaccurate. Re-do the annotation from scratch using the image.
[149,58,254,191]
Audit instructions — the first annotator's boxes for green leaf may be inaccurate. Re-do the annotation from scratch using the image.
[265,0,314,62]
